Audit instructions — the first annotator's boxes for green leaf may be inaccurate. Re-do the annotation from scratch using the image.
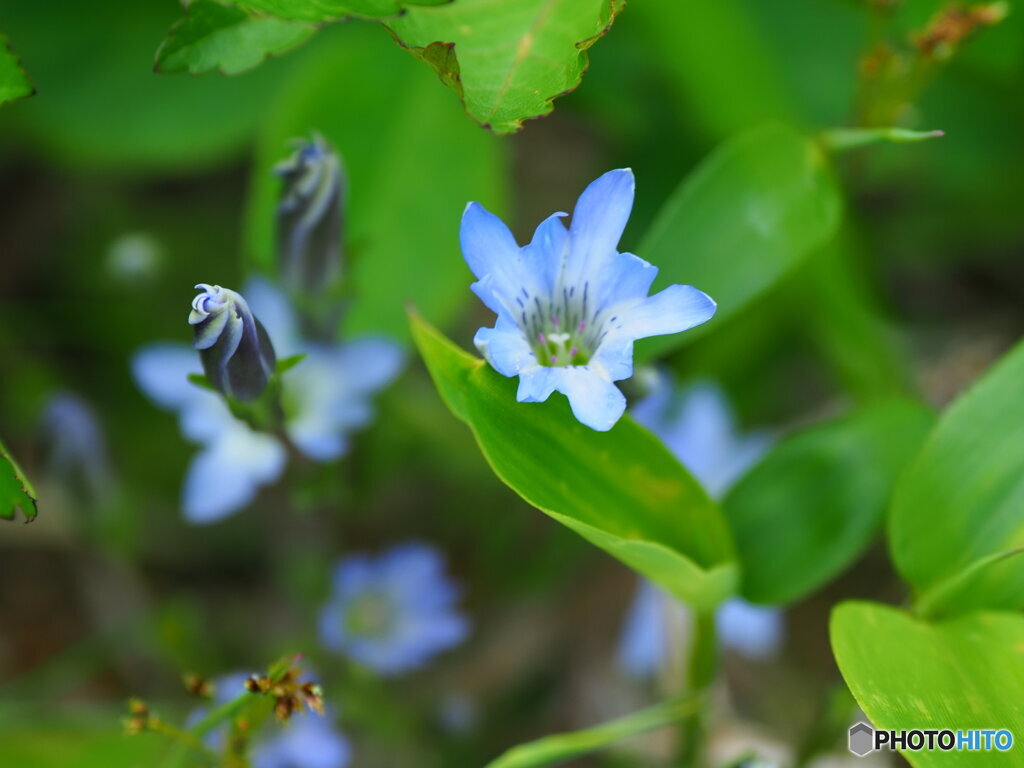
[819,126,946,153]
[245,22,504,341]
[155,1,315,76]
[483,695,700,768]
[234,0,448,22]
[410,313,736,610]
[0,437,37,522]
[0,34,33,107]
[386,0,623,133]
[831,601,1024,766]
[3,0,299,171]
[724,399,934,605]
[890,338,1024,616]
[637,124,842,361]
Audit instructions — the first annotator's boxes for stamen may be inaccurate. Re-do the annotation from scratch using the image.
[577,321,586,333]
[551,314,559,328]
[538,332,547,345]
[550,355,558,364]
[570,347,578,357]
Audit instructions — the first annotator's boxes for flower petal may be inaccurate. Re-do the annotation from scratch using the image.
[474,315,535,378]
[516,365,560,403]
[618,579,668,678]
[182,426,286,524]
[460,202,520,280]
[132,343,203,410]
[616,284,716,340]
[717,598,784,659]
[242,276,302,357]
[569,167,630,264]
[333,337,404,393]
[557,368,627,432]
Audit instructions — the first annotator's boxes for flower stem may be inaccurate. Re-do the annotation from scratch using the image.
[677,609,717,767]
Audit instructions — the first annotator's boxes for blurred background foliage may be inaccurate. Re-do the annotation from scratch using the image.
[0,0,1021,765]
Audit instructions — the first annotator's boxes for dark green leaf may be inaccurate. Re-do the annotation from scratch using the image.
[483,695,701,768]
[0,437,37,522]
[155,1,315,76]
[411,313,737,610]
[245,22,504,341]
[387,0,623,133]
[724,400,934,605]
[891,338,1024,615]
[637,124,842,361]
[831,601,1024,767]
[0,34,33,107]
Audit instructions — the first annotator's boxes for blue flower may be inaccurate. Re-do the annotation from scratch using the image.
[461,169,716,432]
[39,392,114,506]
[318,542,469,676]
[252,706,351,768]
[132,278,403,523]
[188,672,350,768]
[618,378,782,676]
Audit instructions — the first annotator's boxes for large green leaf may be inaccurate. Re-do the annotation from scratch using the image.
[387,0,622,133]
[155,1,315,76]
[831,601,1024,767]
[890,338,1024,616]
[3,0,297,171]
[411,313,736,610]
[637,124,842,361]
[0,35,33,107]
[483,695,700,768]
[245,22,504,341]
[235,0,448,21]
[724,400,933,605]
[0,437,37,522]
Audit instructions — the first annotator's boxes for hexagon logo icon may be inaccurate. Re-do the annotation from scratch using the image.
[849,722,875,757]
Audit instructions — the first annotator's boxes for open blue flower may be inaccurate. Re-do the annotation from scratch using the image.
[462,169,716,431]
[252,705,351,768]
[318,543,469,676]
[188,672,350,768]
[132,278,403,523]
[618,378,782,676]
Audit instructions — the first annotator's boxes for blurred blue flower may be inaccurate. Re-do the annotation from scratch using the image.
[39,392,114,505]
[461,169,716,432]
[132,278,403,523]
[252,706,351,768]
[185,671,252,750]
[318,542,469,675]
[618,377,783,677]
[189,672,350,768]
[275,134,344,298]
[190,283,277,402]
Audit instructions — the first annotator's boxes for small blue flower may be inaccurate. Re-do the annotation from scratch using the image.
[39,392,114,506]
[132,278,403,523]
[252,706,351,768]
[461,169,716,431]
[618,378,782,676]
[318,542,469,676]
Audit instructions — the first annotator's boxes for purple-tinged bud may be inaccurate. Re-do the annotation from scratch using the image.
[189,284,276,402]
[275,134,344,297]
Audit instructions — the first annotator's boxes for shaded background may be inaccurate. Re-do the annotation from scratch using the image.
[0,0,1022,765]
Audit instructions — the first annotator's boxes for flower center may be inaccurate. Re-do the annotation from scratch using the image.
[516,283,604,367]
[345,593,394,638]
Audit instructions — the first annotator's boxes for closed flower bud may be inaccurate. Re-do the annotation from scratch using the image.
[275,134,344,297]
[189,284,276,402]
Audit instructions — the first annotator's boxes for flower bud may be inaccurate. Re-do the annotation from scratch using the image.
[189,284,276,402]
[275,134,344,297]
